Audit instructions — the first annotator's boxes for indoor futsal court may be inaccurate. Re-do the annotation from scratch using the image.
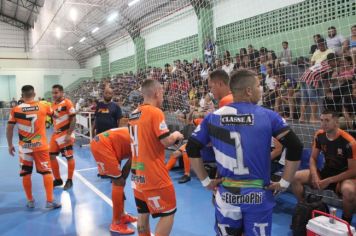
[1,0,356,235]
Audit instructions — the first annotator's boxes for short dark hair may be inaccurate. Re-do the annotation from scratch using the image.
[326,53,337,61]
[328,26,336,30]
[141,79,160,97]
[209,69,229,85]
[317,38,326,44]
[321,109,338,118]
[21,85,35,98]
[52,84,64,91]
[21,85,34,94]
[352,25,356,29]
[229,69,257,92]
[313,34,321,38]
[282,41,288,45]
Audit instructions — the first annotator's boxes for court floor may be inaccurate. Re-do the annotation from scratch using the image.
[0,122,354,236]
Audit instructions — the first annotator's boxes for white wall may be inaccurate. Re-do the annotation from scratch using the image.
[85,54,101,69]
[142,6,198,50]
[0,68,91,99]
[213,0,305,29]
[108,36,135,62]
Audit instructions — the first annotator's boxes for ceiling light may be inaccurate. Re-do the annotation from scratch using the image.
[68,46,73,51]
[128,0,141,7]
[70,8,78,21]
[79,37,86,43]
[91,27,99,33]
[107,12,118,22]
[55,27,61,38]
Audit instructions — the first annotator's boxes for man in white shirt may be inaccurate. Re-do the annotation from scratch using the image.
[221,58,234,75]
[326,26,347,55]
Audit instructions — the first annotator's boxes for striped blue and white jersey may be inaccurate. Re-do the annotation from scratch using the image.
[191,102,289,186]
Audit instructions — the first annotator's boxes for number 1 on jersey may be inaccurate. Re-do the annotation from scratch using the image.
[230,132,249,175]
[129,125,139,157]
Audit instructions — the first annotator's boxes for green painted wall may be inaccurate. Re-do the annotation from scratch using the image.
[100,51,110,77]
[93,66,102,80]
[198,7,214,60]
[216,0,356,57]
[134,36,146,70]
[110,55,136,75]
[146,35,199,67]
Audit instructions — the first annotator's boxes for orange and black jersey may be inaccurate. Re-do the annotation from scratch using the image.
[314,129,356,174]
[128,104,172,191]
[8,101,52,153]
[52,98,76,133]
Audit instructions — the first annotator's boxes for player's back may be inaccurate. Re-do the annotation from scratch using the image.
[9,101,51,153]
[201,102,288,185]
[95,128,131,160]
[52,98,75,132]
[128,104,172,191]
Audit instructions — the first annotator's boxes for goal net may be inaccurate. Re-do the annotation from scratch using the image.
[66,0,356,148]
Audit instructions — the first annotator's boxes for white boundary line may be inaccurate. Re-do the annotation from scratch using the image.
[76,167,98,172]
[57,158,155,236]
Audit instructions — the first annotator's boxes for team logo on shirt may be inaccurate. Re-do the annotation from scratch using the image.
[22,106,39,112]
[159,121,168,130]
[337,148,343,156]
[220,114,254,125]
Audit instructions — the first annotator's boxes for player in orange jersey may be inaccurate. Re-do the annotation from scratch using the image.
[90,127,137,234]
[208,69,233,108]
[128,79,184,236]
[6,85,61,209]
[49,84,77,190]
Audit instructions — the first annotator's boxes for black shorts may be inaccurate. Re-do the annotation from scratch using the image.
[318,169,340,192]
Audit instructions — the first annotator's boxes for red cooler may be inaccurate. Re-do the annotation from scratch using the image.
[306,210,356,236]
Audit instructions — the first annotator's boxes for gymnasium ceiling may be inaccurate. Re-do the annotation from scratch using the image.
[0,0,45,29]
[27,0,193,63]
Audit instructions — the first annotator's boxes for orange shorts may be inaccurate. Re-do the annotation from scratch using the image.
[90,142,121,178]
[19,150,51,176]
[134,185,177,218]
[49,132,75,159]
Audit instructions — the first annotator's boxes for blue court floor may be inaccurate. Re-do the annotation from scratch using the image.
[0,121,354,236]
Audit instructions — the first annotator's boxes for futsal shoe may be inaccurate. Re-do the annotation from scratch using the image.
[178,174,191,184]
[110,223,134,234]
[26,199,35,208]
[63,179,73,190]
[121,214,138,224]
[46,201,62,209]
[53,179,63,187]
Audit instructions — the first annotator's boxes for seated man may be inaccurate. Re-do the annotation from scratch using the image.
[90,127,137,234]
[292,109,356,224]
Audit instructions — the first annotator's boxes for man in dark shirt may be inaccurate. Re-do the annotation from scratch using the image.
[93,87,122,135]
[292,110,356,224]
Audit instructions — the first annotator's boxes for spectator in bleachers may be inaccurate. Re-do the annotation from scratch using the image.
[93,87,122,136]
[266,50,278,68]
[291,109,356,225]
[346,25,356,66]
[200,62,210,80]
[311,38,334,65]
[326,26,347,56]
[214,58,223,70]
[340,82,356,130]
[323,56,354,116]
[222,58,234,75]
[248,44,259,65]
[279,41,292,66]
[223,50,231,60]
[310,34,322,55]
[233,53,240,70]
[263,65,277,109]
[299,53,338,123]
[283,57,309,119]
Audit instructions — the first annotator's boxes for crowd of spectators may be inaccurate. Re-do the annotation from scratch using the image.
[68,25,356,132]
